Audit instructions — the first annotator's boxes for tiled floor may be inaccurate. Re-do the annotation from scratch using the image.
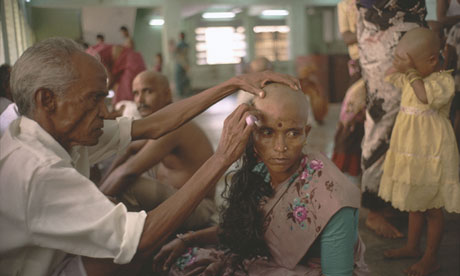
[193,94,460,276]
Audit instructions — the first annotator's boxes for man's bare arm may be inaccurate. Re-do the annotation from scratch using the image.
[82,104,256,276]
[99,132,179,196]
[437,0,460,28]
[130,71,299,141]
[100,140,148,184]
[136,103,256,255]
[443,44,458,71]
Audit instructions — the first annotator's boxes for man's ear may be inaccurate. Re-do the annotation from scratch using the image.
[35,88,56,113]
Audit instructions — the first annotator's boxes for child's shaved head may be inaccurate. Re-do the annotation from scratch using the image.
[395,27,441,77]
[396,27,440,60]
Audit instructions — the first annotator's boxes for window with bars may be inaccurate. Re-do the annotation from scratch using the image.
[253,25,290,62]
[1,0,33,64]
[195,26,246,65]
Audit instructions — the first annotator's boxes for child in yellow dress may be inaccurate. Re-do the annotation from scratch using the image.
[379,27,460,276]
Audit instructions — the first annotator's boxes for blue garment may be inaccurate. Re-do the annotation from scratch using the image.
[174,41,191,97]
[308,207,359,276]
[254,161,359,275]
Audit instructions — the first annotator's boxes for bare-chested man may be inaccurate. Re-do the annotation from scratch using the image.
[100,71,216,230]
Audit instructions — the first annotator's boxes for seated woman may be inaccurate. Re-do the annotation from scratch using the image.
[153,83,369,276]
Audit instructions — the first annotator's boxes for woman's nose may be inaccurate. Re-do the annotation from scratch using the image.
[274,135,287,152]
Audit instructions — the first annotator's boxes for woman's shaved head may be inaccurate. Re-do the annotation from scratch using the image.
[253,83,309,124]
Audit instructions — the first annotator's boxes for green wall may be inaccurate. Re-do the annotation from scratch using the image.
[306,7,347,55]
[133,8,163,69]
[30,7,81,42]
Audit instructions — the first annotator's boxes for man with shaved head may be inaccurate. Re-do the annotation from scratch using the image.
[100,71,217,230]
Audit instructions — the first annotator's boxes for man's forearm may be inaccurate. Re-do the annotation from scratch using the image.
[131,79,237,140]
[100,153,131,184]
[179,225,219,247]
[136,154,229,256]
[99,167,136,196]
[438,15,460,28]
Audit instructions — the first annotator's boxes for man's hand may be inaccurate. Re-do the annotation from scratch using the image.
[232,71,300,98]
[393,52,415,73]
[215,104,257,167]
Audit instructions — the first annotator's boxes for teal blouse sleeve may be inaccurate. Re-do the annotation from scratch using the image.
[320,207,359,276]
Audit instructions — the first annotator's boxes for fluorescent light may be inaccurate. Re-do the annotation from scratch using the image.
[202,12,235,19]
[26,0,31,2]
[149,19,164,26]
[261,10,289,16]
[253,25,290,33]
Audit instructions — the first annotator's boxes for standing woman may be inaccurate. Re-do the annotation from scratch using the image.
[331,0,366,177]
[357,0,427,238]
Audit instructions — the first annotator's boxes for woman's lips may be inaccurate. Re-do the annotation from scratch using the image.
[271,157,290,164]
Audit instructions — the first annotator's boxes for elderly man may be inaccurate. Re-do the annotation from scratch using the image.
[100,71,216,230]
[0,37,299,276]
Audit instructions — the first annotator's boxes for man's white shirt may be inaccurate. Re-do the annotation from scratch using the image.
[0,116,146,276]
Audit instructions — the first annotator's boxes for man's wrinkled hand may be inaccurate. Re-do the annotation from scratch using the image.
[232,71,300,98]
[215,104,258,166]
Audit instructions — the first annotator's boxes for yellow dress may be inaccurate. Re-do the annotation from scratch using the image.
[379,71,460,213]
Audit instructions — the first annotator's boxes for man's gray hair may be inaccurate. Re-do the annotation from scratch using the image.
[10,37,85,117]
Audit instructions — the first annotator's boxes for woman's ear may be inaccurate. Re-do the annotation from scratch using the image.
[35,88,56,113]
[304,124,312,137]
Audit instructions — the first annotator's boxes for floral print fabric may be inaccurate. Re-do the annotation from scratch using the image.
[170,151,366,276]
[357,3,425,194]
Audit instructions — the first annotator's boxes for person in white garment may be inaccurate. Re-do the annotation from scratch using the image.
[0,37,299,276]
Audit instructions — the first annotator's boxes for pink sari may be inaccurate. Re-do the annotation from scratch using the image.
[86,45,146,105]
[170,151,369,276]
[111,47,146,105]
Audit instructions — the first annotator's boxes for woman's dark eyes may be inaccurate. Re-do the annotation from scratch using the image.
[261,129,273,135]
[287,131,300,137]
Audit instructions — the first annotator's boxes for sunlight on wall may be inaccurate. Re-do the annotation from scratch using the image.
[195,26,246,65]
